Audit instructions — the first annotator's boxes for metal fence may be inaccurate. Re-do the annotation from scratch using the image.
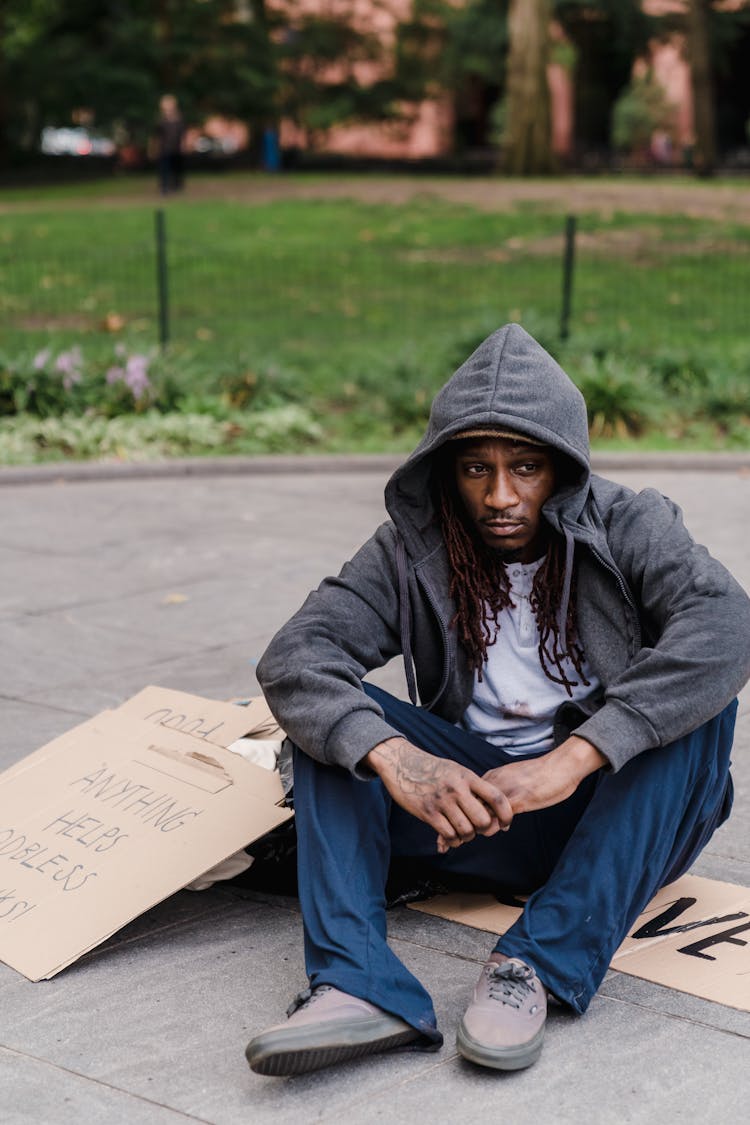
[1,207,748,369]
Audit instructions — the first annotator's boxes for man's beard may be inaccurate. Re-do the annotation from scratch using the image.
[490,545,525,563]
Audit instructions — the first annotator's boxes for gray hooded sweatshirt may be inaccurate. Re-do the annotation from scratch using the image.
[257,324,750,775]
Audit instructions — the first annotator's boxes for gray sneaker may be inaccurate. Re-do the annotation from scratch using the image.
[457,958,547,1071]
[246,984,421,1076]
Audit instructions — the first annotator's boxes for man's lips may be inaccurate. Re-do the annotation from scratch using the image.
[481,520,527,537]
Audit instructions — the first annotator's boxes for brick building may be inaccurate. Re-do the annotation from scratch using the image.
[272,0,750,165]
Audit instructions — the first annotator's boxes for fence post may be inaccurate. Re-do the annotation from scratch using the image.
[560,214,577,341]
[155,209,170,351]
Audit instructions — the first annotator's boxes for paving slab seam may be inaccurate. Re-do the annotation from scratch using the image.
[382,931,493,966]
[0,541,76,559]
[697,849,750,866]
[0,1044,213,1124]
[30,606,216,648]
[18,638,243,701]
[324,1047,463,1124]
[75,899,240,966]
[5,573,229,621]
[216,886,302,917]
[598,990,750,1039]
[0,692,91,721]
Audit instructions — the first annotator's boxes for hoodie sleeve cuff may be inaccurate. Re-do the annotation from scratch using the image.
[323,708,403,778]
[574,700,660,773]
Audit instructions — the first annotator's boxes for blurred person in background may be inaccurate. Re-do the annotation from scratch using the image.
[155,94,185,195]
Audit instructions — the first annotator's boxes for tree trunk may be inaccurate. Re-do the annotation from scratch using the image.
[686,0,716,177]
[504,0,554,175]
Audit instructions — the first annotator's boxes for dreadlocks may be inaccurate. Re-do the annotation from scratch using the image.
[437,474,589,697]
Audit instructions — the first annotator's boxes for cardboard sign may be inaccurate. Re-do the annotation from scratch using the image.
[117,685,282,747]
[612,875,750,1007]
[0,688,292,982]
[409,873,750,1011]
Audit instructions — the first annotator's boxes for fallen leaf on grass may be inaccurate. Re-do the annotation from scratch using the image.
[102,311,126,332]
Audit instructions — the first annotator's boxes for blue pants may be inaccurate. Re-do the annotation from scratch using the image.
[293,685,735,1043]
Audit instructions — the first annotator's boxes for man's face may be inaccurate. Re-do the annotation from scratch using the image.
[453,438,556,563]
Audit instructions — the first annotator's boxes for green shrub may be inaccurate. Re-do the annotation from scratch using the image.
[216,361,301,411]
[574,354,655,439]
[241,404,323,451]
[699,378,750,429]
[0,404,323,464]
[646,349,709,394]
[1,323,748,461]
[611,71,675,155]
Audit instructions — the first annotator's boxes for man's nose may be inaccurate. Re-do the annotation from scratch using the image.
[486,470,520,510]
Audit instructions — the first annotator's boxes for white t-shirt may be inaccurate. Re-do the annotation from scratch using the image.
[460,558,600,756]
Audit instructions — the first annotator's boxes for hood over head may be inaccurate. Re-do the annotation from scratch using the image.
[385,323,590,558]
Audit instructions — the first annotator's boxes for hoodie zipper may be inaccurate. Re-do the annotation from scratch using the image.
[588,544,642,652]
[416,568,453,709]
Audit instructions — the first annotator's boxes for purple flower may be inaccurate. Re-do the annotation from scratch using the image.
[106,365,124,385]
[123,354,151,400]
[54,346,83,376]
[33,348,52,370]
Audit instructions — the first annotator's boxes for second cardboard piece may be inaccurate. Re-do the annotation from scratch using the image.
[0,687,291,982]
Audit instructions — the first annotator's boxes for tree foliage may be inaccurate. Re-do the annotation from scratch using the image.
[3,0,747,172]
[648,0,750,175]
[555,1,652,155]
[2,0,404,161]
[394,0,650,164]
[394,0,509,150]
[277,9,396,146]
[611,71,675,154]
[2,0,280,157]
[395,0,510,94]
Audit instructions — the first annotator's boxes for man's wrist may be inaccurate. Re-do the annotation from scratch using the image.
[552,735,607,779]
[362,736,410,778]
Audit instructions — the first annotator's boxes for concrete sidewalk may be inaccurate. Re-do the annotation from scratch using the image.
[1,463,748,1124]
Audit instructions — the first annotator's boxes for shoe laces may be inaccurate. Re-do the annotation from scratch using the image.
[486,962,537,1011]
[286,984,333,1018]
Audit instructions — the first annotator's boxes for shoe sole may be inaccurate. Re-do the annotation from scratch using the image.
[246,1020,420,1077]
[456,1020,545,1071]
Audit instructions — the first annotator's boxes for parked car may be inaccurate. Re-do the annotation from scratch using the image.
[40,127,116,157]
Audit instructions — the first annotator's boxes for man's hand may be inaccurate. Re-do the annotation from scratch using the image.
[364,738,513,854]
[483,735,607,816]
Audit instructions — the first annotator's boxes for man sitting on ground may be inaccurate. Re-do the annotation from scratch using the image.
[246,324,750,1076]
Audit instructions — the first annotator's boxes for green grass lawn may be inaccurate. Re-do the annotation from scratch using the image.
[1,175,749,461]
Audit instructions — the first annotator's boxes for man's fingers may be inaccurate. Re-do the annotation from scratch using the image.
[470,776,514,829]
[429,810,465,848]
[431,774,512,842]
[454,791,501,836]
[434,806,477,846]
